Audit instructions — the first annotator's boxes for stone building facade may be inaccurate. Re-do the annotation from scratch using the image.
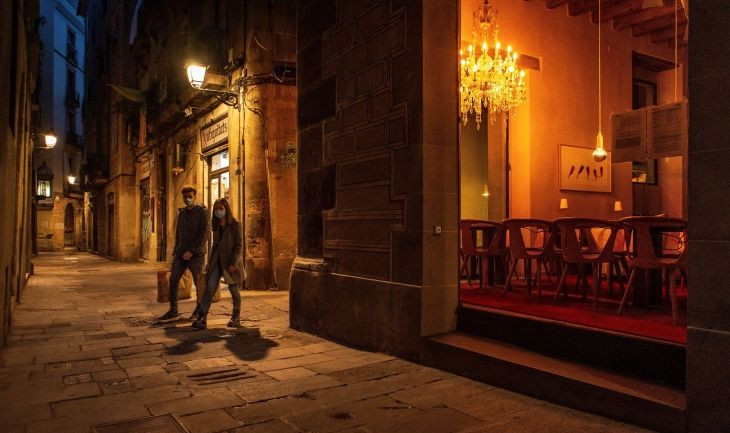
[0,0,41,347]
[81,0,297,289]
[34,0,86,252]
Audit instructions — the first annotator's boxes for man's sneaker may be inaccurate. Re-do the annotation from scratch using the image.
[157,310,182,324]
[191,319,207,330]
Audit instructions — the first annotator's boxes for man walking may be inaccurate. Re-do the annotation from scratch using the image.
[157,185,209,323]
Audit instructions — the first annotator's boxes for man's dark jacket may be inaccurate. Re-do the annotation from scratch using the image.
[173,204,210,258]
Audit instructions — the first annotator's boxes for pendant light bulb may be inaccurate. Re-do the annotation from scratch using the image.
[593,131,607,162]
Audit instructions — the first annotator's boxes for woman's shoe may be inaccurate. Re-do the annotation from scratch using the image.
[227,309,240,327]
[191,318,207,330]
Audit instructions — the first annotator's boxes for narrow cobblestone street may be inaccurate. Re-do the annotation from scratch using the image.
[0,253,649,433]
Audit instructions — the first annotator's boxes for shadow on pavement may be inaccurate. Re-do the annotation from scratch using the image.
[154,318,279,362]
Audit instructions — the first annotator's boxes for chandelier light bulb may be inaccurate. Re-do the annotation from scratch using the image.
[468,44,473,52]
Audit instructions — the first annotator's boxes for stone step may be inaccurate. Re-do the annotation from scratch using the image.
[423,331,686,433]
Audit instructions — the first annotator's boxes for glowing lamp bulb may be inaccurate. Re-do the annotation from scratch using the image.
[593,132,608,162]
[186,64,207,89]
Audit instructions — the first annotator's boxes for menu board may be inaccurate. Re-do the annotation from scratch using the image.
[611,107,647,163]
[647,100,688,158]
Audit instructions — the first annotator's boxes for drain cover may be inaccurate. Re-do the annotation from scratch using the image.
[63,373,92,385]
[180,366,257,388]
[122,317,153,327]
[93,414,188,433]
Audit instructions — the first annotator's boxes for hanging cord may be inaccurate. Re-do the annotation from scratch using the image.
[674,0,678,101]
[598,0,601,135]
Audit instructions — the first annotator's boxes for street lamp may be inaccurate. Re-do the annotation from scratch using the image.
[37,129,57,149]
[67,174,76,185]
[185,63,239,108]
[186,64,207,89]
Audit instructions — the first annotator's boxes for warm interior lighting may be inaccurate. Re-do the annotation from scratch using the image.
[186,64,207,89]
[459,0,527,128]
[44,130,57,148]
[482,185,490,197]
[67,174,76,185]
[559,198,569,210]
[614,200,623,212]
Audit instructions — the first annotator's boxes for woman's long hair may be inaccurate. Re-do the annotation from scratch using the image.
[211,198,236,231]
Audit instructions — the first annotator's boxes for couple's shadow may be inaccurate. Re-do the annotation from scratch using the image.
[155,317,278,363]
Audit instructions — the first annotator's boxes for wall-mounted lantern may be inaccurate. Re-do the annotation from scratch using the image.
[36,162,53,198]
[185,63,239,108]
[44,129,58,148]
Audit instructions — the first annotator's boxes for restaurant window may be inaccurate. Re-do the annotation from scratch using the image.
[632,159,657,184]
[208,150,230,208]
[456,3,688,360]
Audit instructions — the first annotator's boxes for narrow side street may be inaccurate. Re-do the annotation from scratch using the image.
[0,253,648,433]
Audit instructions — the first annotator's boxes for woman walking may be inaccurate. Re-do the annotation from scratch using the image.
[193,198,244,329]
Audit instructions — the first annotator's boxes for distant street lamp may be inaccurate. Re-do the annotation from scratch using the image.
[37,129,57,149]
[67,174,76,185]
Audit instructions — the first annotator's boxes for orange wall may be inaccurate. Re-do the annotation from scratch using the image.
[460,0,680,220]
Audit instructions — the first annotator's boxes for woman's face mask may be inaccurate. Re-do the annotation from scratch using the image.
[214,209,226,219]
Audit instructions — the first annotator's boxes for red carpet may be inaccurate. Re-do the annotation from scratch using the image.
[460,277,687,345]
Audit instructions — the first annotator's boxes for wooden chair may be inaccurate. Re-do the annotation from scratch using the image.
[459,220,507,288]
[552,218,621,310]
[617,216,687,325]
[502,219,557,302]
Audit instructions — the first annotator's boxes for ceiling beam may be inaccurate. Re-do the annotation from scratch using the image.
[546,0,569,9]
[613,7,675,30]
[651,26,686,43]
[568,0,622,17]
[591,0,643,23]
[632,13,687,37]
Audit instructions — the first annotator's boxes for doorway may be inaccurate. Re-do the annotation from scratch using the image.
[140,178,152,260]
[64,203,75,247]
[107,193,115,256]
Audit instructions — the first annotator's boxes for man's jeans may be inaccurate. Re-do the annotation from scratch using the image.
[199,262,241,317]
[168,255,205,311]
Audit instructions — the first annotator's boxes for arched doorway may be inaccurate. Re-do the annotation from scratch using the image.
[64,203,75,247]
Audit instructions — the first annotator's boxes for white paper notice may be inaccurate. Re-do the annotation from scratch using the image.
[611,107,647,163]
[648,101,688,158]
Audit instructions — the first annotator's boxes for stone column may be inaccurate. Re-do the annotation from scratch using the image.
[686,2,730,431]
[244,83,274,289]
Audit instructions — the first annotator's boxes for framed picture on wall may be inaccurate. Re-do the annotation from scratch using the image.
[558,144,612,193]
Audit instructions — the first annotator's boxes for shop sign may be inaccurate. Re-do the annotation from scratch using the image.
[201,117,228,152]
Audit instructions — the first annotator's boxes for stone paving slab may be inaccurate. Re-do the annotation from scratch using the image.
[0,253,653,432]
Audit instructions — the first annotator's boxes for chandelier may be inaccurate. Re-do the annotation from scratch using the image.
[459,0,526,128]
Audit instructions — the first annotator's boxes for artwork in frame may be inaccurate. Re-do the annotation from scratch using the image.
[558,144,612,193]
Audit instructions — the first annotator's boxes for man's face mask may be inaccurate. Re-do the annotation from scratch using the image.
[183,196,194,206]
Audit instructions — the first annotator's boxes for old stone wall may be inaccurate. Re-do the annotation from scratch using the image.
[292,0,458,358]
[686,2,730,431]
